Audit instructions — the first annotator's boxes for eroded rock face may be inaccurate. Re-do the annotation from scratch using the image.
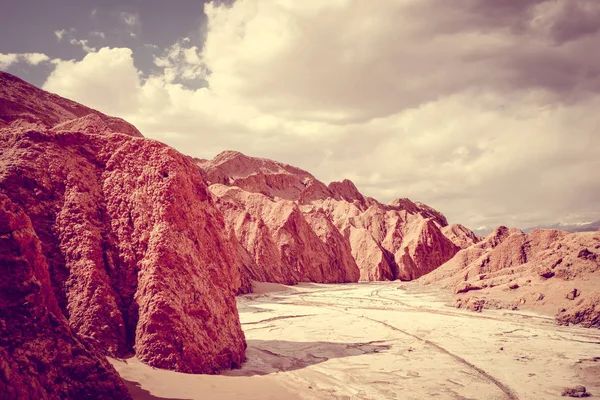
[0,72,142,137]
[0,72,246,374]
[557,293,600,328]
[199,151,477,283]
[442,224,481,249]
[210,184,360,284]
[0,194,131,400]
[421,227,600,328]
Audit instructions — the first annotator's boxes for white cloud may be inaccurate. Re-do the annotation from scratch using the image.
[0,53,50,70]
[120,12,140,27]
[119,11,141,39]
[90,31,106,39]
[0,54,18,70]
[41,0,600,229]
[69,38,96,53]
[22,53,50,65]
[153,39,206,82]
[54,29,67,41]
[43,48,141,116]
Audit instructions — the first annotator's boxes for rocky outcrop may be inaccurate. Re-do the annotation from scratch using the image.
[210,185,360,285]
[0,194,131,400]
[0,71,246,375]
[420,226,600,328]
[199,151,478,283]
[556,293,600,328]
[197,150,330,202]
[0,71,141,137]
[442,224,481,249]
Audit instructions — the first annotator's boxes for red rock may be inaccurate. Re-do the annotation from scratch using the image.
[0,72,142,137]
[210,184,360,284]
[0,72,246,374]
[442,223,481,249]
[420,226,600,328]
[0,194,131,400]
[557,294,600,328]
[197,150,331,202]
[199,150,476,282]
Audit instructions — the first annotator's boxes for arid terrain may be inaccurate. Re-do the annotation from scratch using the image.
[111,282,600,400]
[1,71,599,400]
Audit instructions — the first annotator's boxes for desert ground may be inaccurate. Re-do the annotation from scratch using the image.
[111,282,600,400]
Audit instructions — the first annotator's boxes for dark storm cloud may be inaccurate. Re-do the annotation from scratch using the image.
[548,1,600,44]
[405,0,600,102]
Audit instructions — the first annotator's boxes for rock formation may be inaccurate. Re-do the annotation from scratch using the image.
[0,72,142,137]
[420,226,600,328]
[198,150,479,283]
[0,71,246,376]
[0,70,484,397]
[0,194,131,399]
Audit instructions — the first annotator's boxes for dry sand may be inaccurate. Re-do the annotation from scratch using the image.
[111,282,600,399]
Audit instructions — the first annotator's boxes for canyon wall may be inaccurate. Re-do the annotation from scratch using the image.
[0,72,247,378]
[198,150,480,284]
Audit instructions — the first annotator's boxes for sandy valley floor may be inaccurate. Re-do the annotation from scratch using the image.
[111,282,600,399]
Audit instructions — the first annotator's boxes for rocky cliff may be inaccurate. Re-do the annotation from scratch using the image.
[420,226,600,328]
[0,72,142,138]
[0,194,131,399]
[0,72,247,378]
[198,150,479,283]
[0,70,483,398]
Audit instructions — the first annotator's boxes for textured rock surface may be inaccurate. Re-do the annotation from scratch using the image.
[0,71,142,137]
[0,71,246,374]
[557,293,600,328]
[210,184,360,285]
[420,226,600,328]
[0,194,131,400]
[198,151,477,283]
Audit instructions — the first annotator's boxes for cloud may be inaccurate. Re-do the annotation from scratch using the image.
[0,54,18,70]
[41,0,600,230]
[54,29,67,41]
[0,53,50,70]
[153,38,207,83]
[120,11,140,27]
[120,11,141,38]
[22,53,50,65]
[43,48,141,116]
[69,38,96,53]
[90,30,106,39]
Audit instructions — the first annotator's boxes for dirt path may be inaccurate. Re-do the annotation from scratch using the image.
[111,282,600,400]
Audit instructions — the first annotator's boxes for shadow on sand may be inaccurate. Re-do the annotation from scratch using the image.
[225,339,392,377]
[121,377,192,400]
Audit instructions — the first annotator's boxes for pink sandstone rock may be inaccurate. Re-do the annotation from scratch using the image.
[420,226,600,328]
[210,184,360,284]
[442,224,482,249]
[199,150,478,282]
[0,71,142,137]
[0,71,246,375]
[0,194,131,400]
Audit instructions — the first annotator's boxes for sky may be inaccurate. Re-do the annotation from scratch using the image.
[1,0,599,232]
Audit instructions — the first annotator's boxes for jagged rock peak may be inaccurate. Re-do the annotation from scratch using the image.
[0,71,142,137]
[328,179,365,203]
[388,197,448,227]
[197,150,331,202]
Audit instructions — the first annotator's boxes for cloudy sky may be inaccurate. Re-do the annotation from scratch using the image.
[1,0,599,231]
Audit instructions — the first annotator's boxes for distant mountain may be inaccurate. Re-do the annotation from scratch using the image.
[523,220,600,233]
